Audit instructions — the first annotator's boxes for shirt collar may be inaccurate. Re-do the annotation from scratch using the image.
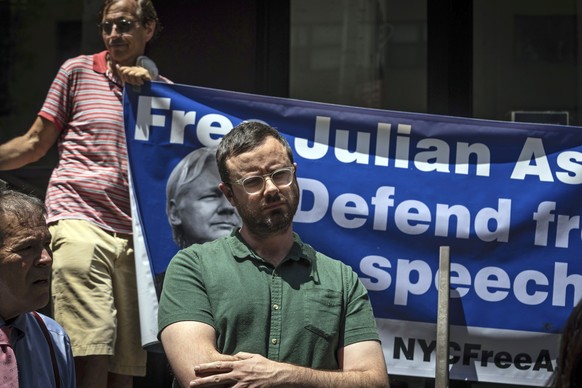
[93,50,109,74]
[229,229,314,266]
[1,314,26,340]
[93,50,122,86]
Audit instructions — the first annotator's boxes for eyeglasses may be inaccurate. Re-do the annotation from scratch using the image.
[99,18,137,35]
[231,167,295,194]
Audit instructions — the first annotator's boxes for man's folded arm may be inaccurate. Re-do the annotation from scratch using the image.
[160,320,236,388]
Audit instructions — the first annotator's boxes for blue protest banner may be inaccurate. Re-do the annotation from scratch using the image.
[124,81,581,385]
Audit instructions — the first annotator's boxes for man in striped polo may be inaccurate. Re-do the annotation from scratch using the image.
[0,1,168,386]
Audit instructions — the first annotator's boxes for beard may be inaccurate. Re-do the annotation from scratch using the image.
[235,184,299,238]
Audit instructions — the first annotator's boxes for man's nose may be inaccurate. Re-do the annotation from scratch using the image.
[263,177,279,193]
[109,24,123,37]
[38,247,53,267]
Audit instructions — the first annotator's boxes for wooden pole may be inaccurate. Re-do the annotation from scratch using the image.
[435,246,451,388]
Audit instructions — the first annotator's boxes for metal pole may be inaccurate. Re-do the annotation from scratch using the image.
[435,246,451,388]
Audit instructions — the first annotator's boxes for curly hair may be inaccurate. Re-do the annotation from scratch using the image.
[98,0,163,41]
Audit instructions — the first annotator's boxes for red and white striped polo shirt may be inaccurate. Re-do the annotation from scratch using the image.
[39,51,133,234]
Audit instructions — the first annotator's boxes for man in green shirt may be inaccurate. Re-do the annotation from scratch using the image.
[158,121,389,387]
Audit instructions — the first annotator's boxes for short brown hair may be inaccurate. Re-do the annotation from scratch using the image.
[216,122,295,184]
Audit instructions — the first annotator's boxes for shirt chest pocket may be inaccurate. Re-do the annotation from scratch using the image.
[303,288,343,340]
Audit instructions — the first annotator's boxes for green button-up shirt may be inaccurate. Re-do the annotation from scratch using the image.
[159,230,380,369]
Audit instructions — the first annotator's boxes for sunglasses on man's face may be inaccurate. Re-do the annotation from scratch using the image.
[99,18,137,35]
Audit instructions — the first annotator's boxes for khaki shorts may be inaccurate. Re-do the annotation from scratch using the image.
[50,219,147,376]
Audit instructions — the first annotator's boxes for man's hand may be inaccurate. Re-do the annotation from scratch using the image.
[190,352,284,387]
[161,320,388,388]
[116,64,152,85]
[188,341,390,388]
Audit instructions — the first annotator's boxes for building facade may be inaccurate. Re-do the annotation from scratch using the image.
[1,1,579,386]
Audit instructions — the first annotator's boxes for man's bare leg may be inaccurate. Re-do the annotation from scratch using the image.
[75,355,134,388]
[107,372,133,388]
[75,355,108,388]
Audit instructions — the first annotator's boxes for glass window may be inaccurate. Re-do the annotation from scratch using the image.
[290,0,427,113]
[473,0,579,125]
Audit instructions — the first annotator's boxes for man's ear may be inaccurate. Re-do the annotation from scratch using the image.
[167,199,182,226]
[219,182,236,206]
[144,20,156,42]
